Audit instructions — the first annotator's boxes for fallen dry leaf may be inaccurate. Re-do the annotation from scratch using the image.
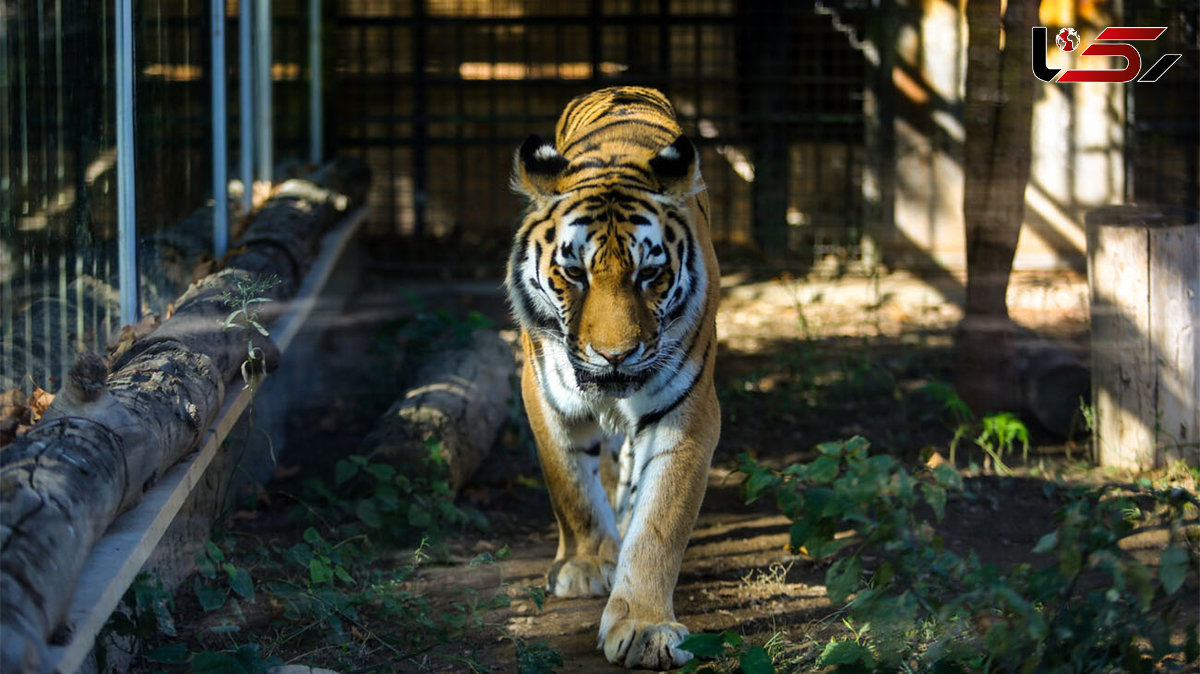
[924,450,948,469]
[106,314,162,365]
[27,388,54,422]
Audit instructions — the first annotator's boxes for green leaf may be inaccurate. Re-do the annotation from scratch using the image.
[1160,546,1189,594]
[196,549,217,579]
[228,567,255,600]
[932,464,963,491]
[826,556,863,605]
[334,566,354,585]
[302,527,325,547]
[366,462,397,482]
[921,483,947,520]
[193,579,227,612]
[309,557,334,584]
[283,542,313,567]
[738,645,774,674]
[205,540,225,563]
[143,643,190,664]
[816,440,846,456]
[743,469,781,503]
[356,499,382,529]
[525,585,546,611]
[818,640,871,666]
[677,632,729,658]
[192,650,249,674]
[843,436,871,454]
[871,561,894,589]
[1032,531,1058,554]
[334,459,358,485]
[807,455,840,484]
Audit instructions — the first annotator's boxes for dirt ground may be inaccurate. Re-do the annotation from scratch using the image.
[149,254,1191,672]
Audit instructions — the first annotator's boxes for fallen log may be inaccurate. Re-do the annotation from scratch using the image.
[359,330,515,493]
[0,159,371,672]
[0,350,222,672]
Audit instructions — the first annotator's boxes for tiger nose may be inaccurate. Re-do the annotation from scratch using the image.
[595,347,633,366]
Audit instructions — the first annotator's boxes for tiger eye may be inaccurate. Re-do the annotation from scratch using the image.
[636,266,663,284]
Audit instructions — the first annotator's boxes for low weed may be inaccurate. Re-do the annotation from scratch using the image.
[301,437,488,550]
[921,381,1031,474]
[105,444,556,671]
[219,273,280,390]
[708,436,1200,673]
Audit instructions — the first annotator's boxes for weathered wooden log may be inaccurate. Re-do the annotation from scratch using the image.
[111,175,359,384]
[0,350,222,672]
[1087,205,1199,469]
[0,159,372,671]
[359,331,515,493]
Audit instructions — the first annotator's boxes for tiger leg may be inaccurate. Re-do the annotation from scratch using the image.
[521,360,620,598]
[599,391,719,668]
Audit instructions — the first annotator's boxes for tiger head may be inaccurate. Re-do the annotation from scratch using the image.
[506,131,706,397]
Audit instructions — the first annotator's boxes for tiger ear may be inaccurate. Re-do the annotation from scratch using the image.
[649,134,701,195]
[513,134,568,197]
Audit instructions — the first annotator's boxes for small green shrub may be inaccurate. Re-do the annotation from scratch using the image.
[679,630,775,673]
[921,382,1031,473]
[302,438,488,549]
[219,273,280,389]
[730,437,1199,672]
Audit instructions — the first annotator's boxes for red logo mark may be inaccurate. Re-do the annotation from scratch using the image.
[1032,26,1182,84]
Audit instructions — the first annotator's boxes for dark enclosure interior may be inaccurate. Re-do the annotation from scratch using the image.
[330,0,875,266]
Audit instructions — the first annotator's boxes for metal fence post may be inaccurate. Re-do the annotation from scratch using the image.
[240,0,254,212]
[212,0,229,258]
[309,0,322,166]
[256,0,273,183]
[116,0,139,326]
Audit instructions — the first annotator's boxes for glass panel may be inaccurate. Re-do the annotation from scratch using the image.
[2,2,121,394]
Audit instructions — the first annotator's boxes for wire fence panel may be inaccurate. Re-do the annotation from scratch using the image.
[2,2,122,393]
[331,0,873,266]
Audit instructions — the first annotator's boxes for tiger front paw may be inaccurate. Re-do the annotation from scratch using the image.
[598,599,692,669]
[599,617,692,669]
[546,556,614,598]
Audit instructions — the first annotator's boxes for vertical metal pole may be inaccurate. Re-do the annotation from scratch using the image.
[212,0,229,258]
[412,0,426,236]
[255,0,272,183]
[115,0,139,326]
[309,0,322,166]
[240,0,254,212]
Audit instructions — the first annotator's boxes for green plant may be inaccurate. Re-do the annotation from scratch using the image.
[921,382,1031,473]
[679,630,775,674]
[975,411,1030,476]
[396,291,495,355]
[220,273,280,389]
[302,437,487,548]
[735,437,1200,672]
[115,441,522,671]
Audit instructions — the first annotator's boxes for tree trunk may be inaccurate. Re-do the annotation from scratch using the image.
[0,161,370,672]
[956,0,1040,413]
[359,331,515,493]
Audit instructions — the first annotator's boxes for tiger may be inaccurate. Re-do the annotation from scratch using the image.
[505,86,720,669]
